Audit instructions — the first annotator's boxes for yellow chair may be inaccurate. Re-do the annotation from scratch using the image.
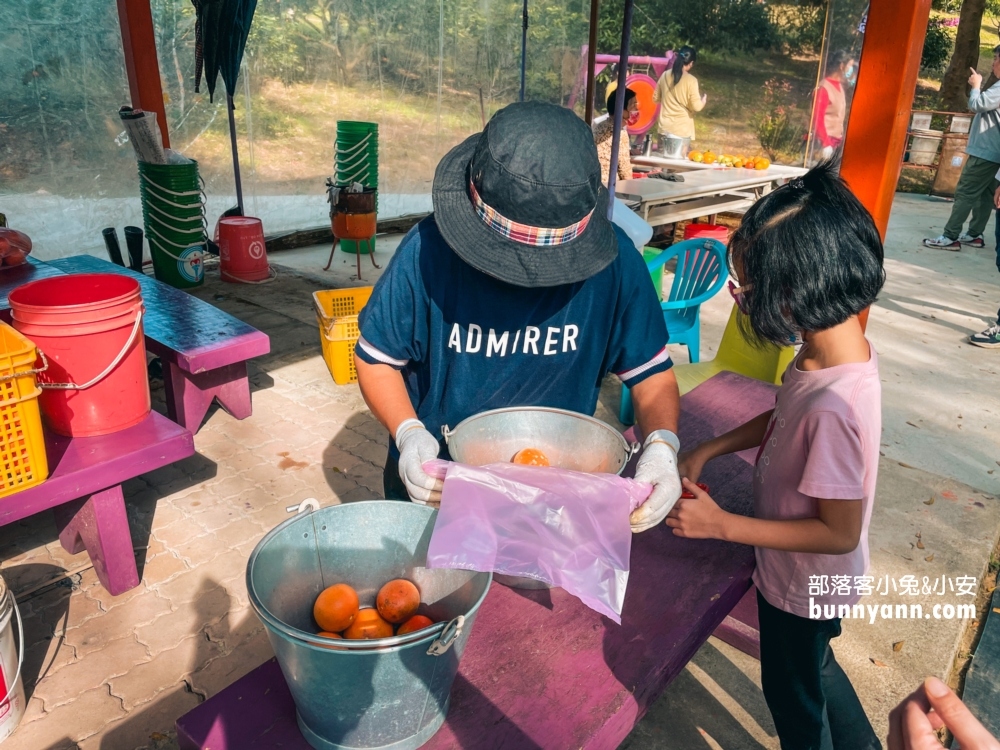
[673,304,796,396]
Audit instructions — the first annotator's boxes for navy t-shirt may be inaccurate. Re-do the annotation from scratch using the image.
[356,216,672,453]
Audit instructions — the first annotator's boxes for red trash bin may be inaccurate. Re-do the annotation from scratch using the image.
[683,223,730,243]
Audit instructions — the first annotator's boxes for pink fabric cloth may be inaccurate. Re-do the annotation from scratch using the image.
[751,343,881,619]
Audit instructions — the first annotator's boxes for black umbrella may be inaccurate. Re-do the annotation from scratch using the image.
[192,0,258,215]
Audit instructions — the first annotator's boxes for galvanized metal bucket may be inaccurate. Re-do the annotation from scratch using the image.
[247,501,492,750]
[0,574,25,743]
[660,135,691,159]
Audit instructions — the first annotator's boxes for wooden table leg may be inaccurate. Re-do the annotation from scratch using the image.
[52,485,139,596]
[163,361,252,431]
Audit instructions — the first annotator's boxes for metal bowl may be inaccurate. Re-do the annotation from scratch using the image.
[442,406,637,476]
[442,407,637,590]
[443,407,637,590]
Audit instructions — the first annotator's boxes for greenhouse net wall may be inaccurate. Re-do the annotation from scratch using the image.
[1,0,871,257]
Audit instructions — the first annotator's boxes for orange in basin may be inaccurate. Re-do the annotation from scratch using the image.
[511,448,550,466]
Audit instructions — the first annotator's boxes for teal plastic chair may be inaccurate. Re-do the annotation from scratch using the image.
[620,237,728,425]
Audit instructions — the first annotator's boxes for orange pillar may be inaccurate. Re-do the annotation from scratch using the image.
[117,0,170,148]
[840,0,931,239]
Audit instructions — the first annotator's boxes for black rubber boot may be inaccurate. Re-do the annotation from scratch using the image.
[124,226,144,272]
[102,228,125,266]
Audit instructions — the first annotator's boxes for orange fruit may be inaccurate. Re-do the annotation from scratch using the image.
[376,579,421,624]
[756,158,770,170]
[316,631,346,650]
[689,151,704,163]
[511,448,550,466]
[703,151,717,165]
[343,607,394,640]
[313,583,359,633]
[397,615,435,635]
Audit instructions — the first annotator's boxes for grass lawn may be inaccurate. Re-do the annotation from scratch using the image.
[169,47,824,197]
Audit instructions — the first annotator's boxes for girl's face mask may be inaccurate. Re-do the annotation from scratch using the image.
[844,63,857,85]
[728,281,803,344]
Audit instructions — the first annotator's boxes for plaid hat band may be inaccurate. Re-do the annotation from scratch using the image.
[469,180,593,247]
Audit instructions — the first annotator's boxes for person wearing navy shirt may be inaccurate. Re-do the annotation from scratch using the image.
[354,101,684,533]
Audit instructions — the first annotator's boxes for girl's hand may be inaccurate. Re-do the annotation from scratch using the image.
[665,479,730,540]
[677,446,708,484]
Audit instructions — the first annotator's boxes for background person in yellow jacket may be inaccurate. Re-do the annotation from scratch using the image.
[653,46,706,156]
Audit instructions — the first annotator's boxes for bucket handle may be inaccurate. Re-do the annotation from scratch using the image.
[285,498,320,514]
[220,267,278,285]
[39,307,144,391]
[427,615,464,656]
[1,595,24,708]
[441,425,453,444]
[0,350,49,383]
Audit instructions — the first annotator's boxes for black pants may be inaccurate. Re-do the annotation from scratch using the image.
[757,591,881,750]
[382,451,409,501]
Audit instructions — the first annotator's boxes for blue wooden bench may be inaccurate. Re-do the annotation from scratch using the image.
[38,255,271,431]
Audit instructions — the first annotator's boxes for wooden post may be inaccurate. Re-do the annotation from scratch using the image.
[839,0,931,331]
[116,0,170,148]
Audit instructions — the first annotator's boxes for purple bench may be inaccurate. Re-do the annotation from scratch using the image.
[0,412,194,594]
[46,255,271,432]
[176,372,776,749]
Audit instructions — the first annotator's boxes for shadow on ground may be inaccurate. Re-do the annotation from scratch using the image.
[622,640,777,750]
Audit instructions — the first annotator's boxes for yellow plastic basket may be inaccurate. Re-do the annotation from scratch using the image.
[313,287,374,385]
[0,321,48,498]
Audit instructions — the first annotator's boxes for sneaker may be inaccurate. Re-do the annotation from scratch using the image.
[923,235,961,250]
[958,233,986,248]
[970,324,1000,348]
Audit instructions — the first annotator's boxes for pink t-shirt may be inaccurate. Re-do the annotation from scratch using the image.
[751,342,881,619]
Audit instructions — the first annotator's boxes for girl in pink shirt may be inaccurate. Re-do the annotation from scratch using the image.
[669,163,885,750]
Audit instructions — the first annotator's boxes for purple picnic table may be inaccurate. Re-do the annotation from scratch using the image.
[176,371,777,750]
[44,255,271,432]
[0,411,194,594]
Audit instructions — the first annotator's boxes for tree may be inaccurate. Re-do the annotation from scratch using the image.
[939,0,986,111]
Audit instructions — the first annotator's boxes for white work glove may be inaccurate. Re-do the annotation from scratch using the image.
[630,430,682,533]
[395,419,444,506]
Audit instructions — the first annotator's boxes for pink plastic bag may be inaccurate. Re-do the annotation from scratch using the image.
[424,460,652,623]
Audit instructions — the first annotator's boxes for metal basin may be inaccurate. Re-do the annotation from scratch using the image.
[442,406,637,475]
[442,407,638,591]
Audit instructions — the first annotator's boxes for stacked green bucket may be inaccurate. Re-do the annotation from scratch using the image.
[137,160,206,289]
[335,121,378,255]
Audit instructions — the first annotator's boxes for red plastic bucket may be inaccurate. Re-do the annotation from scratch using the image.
[8,274,150,437]
[683,223,730,242]
[219,217,270,282]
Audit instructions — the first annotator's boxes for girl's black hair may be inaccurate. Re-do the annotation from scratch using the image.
[826,49,853,76]
[606,86,637,115]
[728,161,885,347]
[671,46,697,85]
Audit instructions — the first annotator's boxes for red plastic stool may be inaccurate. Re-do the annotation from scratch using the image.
[683,223,730,243]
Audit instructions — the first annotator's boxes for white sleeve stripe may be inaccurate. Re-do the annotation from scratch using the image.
[356,336,409,368]
[617,347,671,382]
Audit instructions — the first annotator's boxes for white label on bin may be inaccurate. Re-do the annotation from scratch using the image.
[952,156,964,167]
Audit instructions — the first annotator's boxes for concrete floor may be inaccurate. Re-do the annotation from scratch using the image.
[0,193,997,749]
